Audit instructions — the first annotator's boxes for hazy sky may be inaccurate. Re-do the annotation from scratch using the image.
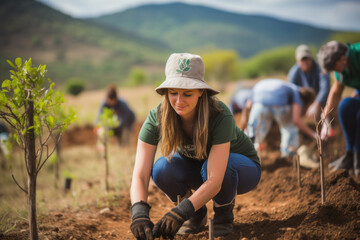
[37,0,360,31]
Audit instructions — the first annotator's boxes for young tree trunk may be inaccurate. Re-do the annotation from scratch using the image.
[55,137,61,188]
[25,100,38,240]
[104,133,109,192]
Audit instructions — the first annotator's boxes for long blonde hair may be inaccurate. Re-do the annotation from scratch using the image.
[158,90,221,160]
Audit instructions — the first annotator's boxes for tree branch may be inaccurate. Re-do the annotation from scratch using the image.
[11,172,28,194]
[37,132,63,174]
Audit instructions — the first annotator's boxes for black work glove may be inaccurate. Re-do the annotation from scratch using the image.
[130,201,154,240]
[153,198,195,239]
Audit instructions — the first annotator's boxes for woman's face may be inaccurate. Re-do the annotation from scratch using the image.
[167,88,203,119]
[333,55,348,72]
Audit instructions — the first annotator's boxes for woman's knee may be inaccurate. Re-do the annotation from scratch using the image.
[339,97,355,116]
[152,157,172,185]
[226,154,261,193]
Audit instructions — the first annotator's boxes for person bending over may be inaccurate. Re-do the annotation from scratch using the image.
[317,41,360,176]
[247,79,316,159]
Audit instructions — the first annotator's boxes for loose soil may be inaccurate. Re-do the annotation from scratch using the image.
[1,119,360,240]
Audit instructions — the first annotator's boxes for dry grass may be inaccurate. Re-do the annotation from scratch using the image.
[0,142,138,230]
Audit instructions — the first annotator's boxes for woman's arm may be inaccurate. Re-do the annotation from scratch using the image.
[130,139,157,204]
[323,80,345,117]
[188,142,230,211]
[292,103,316,139]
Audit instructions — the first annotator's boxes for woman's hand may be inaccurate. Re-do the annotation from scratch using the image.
[320,117,334,140]
[130,201,154,240]
[153,199,195,239]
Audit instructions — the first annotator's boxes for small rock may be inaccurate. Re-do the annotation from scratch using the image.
[99,207,111,214]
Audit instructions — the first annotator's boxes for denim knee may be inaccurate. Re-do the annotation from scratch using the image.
[152,157,171,187]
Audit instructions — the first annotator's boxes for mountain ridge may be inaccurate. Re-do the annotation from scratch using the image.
[91,2,342,57]
[0,0,170,88]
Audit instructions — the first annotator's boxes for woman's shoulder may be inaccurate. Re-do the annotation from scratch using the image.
[211,100,233,118]
[217,100,231,112]
[147,103,161,119]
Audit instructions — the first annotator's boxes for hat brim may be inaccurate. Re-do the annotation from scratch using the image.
[155,77,219,96]
[296,53,312,60]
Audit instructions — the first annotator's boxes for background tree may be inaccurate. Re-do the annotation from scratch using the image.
[0,58,75,240]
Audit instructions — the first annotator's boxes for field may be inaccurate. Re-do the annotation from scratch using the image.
[0,82,360,240]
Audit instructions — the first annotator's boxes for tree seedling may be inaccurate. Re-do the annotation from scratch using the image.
[0,58,75,240]
[96,107,120,191]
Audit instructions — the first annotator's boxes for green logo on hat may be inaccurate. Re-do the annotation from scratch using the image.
[176,58,191,73]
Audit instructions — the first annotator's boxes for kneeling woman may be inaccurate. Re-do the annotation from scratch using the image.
[130,53,261,239]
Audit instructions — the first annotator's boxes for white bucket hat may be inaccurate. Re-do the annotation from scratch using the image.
[156,53,220,96]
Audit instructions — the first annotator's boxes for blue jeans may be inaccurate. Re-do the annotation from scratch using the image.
[152,153,261,205]
[338,96,360,152]
[247,103,299,157]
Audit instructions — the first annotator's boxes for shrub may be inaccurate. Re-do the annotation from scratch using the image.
[126,67,147,87]
[202,50,239,83]
[239,46,295,78]
[66,78,85,96]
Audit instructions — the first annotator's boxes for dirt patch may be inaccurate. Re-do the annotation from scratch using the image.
[1,121,360,240]
[60,124,97,148]
[60,121,143,148]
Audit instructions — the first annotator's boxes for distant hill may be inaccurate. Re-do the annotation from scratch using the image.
[91,2,357,58]
[0,0,171,89]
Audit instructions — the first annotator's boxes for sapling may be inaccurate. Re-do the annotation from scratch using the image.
[295,154,301,188]
[315,109,334,205]
[96,107,120,191]
[0,58,75,240]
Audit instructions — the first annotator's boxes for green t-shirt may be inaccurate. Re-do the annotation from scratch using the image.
[334,42,360,90]
[138,101,260,164]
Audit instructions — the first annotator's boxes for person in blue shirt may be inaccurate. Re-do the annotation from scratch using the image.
[96,84,136,144]
[229,87,252,131]
[247,79,316,158]
[288,44,330,120]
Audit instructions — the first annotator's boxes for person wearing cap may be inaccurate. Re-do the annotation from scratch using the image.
[288,44,330,120]
[317,41,360,176]
[229,87,253,131]
[129,53,260,239]
[247,79,316,160]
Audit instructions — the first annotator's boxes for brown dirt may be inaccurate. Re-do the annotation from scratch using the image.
[1,120,360,240]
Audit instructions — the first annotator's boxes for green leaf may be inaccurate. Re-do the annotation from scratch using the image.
[21,128,27,136]
[46,116,54,128]
[15,57,22,67]
[13,134,19,145]
[7,60,16,68]
[14,88,21,96]
[40,64,46,73]
[1,80,11,89]
[0,92,7,105]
